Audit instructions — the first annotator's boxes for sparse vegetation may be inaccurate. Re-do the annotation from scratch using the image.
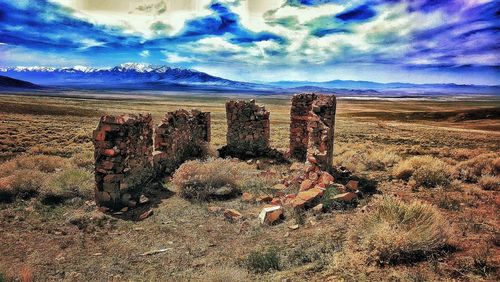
[172,158,249,200]
[245,248,281,273]
[350,197,450,264]
[0,94,499,281]
[204,266,251,282]
[454,153,500,182]
[478,175,499,191]
[393,156,452,188]
[40,168,93,204]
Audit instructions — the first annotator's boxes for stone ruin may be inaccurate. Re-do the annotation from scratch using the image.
[290,93,337,171]
[92,93,337,211]
[153,109,211,175]
[93,114,153,210]
[223,99,270,156]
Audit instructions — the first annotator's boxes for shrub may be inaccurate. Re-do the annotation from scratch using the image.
[10,169,47,198]
[454,153,500,182]
[172,158,246,200]
[393,156,451,188]
[478,175,499,191]
[245,248,280,273]
[0,154,69,177]
[350,197,449,264]
[204,266,251,282]
[365,150,401,171]
[40,168,93,204]
[71,151,94,168]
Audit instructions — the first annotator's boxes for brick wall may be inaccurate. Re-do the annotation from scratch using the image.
[93,114,153,210]
[290,93,336,171]
[153,109,211,175]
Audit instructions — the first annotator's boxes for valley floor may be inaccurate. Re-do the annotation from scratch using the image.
[0,92,499,281]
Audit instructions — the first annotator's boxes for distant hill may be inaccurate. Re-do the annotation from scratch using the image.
[0,63,265,91]
[0,75,41,89]
[0,63,498,95]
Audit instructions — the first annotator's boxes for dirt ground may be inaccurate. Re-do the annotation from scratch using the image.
[0,92,499,281]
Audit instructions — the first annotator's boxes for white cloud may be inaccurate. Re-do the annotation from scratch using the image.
[140,50,150,57]
[79,38,106,50]
[163,52,194,63]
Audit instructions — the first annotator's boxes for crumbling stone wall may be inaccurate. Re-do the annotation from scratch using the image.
[93,114,153,210]
[153,109,210,175]
[225,99,270,154]
[290,93,336,171]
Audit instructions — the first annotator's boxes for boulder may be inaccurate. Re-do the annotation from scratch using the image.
[346,180,359,192]
[312,203,323,214]
[241,192,254,202]
[258,206,283,225]
[291,187,324,208]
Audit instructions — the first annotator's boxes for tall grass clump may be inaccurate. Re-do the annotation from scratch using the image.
[172,158,249,200]
[393,156,451,188]
[478,175,499,191]
[0,154,69,177]
[454,153,499,183]
[71,150,94,169]
[350,197,449,264]
[40,168,93,204]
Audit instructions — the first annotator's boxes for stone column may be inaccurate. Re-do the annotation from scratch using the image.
[93,114,153,210]
[290,93,336,171]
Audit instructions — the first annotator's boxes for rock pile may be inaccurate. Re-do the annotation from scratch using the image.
[290,93,336,171]
[93,114,153,210]
[153,109,210,175]
[224,99,270,155]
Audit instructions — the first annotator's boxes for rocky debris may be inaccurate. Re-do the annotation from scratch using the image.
[312,203,323,214]
[93,114,153,211]
[139,195,149,205]
[291,187,325,209]
[258,205,283,225]
[256,195,273,203]
[288,224,299,230]
[272,184,287,191]
[138,209,153,220]
[223,209,243,221]
[332,192,357,202]
[241,192,254,202]
[153,109,210,175]
[290,93,336,171]
[207,206,224,213]
[346,180,359,192]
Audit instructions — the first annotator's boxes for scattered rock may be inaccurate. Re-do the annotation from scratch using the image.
[258,205,283,225]
[223,209,243,221]
[139,195,149,204]
[300,179,314,191]
[272,184,287,190]
[288,224,299,230]
[332,192,357,202]
[138,209,153,220]
[291,187,324,208]
[214,186,235,196]
[256,195,273,203]
[241,192,254,202]
[319,172,335,185]
[312,203,323,214]
[208,206,223,213]
[346,180,359,192]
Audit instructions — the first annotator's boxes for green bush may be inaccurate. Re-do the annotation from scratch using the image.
[245,248,280,273]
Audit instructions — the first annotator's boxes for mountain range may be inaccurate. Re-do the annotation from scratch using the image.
[1,63,498,95]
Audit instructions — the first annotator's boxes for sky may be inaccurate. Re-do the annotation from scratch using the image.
[0,0,499,84]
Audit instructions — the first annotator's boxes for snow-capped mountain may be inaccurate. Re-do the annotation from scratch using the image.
[0,63,261,90]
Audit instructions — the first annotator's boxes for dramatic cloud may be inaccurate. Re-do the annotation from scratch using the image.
[0,0,498,84]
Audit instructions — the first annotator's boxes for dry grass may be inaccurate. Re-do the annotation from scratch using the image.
[0,93,499,281]
[172,158,251,200]
[349,197,450,264]
[0,154,70,177]
[393,156,452,188]
[203,266,251,282]
[478,175,500,191]
[453,152,500,183]
[40,168,93,204]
